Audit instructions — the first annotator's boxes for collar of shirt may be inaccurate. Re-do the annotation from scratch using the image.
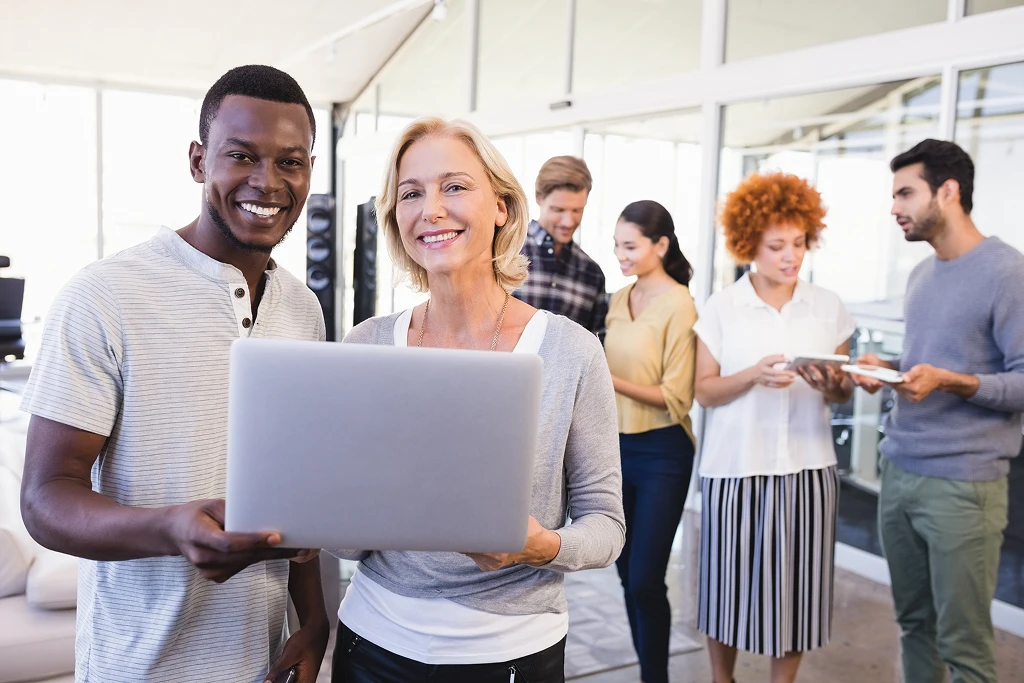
[528,220,575,257]
[733,271,811,310]
[155,226,278,286]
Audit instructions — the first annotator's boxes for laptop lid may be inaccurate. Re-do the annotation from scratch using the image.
[225,338,543,553]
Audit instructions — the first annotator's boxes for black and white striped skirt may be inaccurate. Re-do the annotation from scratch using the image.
[697,467,839,657]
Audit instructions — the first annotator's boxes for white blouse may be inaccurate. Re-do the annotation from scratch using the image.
[693,274,855,478]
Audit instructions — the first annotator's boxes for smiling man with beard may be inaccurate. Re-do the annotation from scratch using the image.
[20,66,329,683]
[852,139,1024,683]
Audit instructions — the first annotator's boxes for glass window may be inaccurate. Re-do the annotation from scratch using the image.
[100,93,328,283]
[349,0,470,122]
[572,0,701,96]
[477,0,567,113]
[0,80,98,358]
[955,62,1024,254]
[726,0,947,62]
[492,129,579,215]
[717,77,942,301]
[717,77,942,492]
[582,111,702,294]
[100,90,203,257]
[339,142,407,328]
[966,0,1024,14]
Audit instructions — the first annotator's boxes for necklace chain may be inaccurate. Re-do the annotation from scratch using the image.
[416,292,510,351]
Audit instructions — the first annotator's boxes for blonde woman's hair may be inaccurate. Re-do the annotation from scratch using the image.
[375,117,530,294]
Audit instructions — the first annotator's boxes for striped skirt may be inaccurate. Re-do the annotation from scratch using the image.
[697,467,839,657]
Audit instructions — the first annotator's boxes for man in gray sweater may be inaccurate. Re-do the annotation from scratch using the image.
[854,139,1024,683]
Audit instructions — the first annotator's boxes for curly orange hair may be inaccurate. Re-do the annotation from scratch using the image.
[719,172,827,264]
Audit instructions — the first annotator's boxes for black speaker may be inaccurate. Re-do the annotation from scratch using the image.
[353,198,378,327]
[305,194,337,341]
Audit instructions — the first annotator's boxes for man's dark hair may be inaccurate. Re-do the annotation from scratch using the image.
[199,65,316,146]
[890,139,974,214]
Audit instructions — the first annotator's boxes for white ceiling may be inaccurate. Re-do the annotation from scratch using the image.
[0,0,430,104]
[4,0,1021,139]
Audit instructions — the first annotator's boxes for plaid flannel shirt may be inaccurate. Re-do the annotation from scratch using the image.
[514,220,608,338]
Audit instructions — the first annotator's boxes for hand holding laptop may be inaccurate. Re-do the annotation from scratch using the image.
[464,516,562,572]
[168,499,308,583]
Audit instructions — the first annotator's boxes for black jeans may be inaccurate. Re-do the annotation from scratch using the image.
[615,424,695,683]
[332,623,566,683]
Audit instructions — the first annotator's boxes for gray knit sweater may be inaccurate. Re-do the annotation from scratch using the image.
[333,311,625,615]
[881,237,1024,481]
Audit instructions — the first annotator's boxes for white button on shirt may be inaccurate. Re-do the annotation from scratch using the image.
[694,273,855,478]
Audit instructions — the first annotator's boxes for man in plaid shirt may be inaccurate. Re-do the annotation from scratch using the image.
[514,156,608,338]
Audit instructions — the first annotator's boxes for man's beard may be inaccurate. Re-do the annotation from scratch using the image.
[208,203,296,254]
[905,198,944,242]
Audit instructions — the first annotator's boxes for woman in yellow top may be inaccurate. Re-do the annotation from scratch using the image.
[604,199,698,683]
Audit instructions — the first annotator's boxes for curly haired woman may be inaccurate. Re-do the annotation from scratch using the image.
[692,172,855,683]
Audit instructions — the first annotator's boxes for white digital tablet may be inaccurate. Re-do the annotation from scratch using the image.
[783,353,850,372]
[225,338,543,553]
[841,364,904,383]
[772,353,850,372]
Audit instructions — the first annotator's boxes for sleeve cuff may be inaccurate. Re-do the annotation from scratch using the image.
[968,374,1000,408]
[544,529,579,573]
[692,322,720,364]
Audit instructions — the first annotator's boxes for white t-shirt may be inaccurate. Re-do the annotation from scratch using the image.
[20,228,325,683]
[694,274,855,478]
[337,307,570,664]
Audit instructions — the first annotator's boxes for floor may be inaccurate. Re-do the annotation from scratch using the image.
[316,513,1024,682]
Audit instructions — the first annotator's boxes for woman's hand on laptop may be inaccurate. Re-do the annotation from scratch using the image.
[465,516,561,571]
[167,499,302,582]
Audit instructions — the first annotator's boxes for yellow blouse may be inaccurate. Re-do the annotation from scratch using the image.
[604,283,698,440]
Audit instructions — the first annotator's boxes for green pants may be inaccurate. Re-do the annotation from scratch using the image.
[878,458,1008,683]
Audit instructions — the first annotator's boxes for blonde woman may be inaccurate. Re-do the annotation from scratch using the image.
[330,118,625,683]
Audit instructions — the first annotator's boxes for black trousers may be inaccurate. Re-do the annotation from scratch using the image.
[332,623,566,683]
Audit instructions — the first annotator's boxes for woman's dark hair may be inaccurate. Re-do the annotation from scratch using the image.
[619,200,693,286]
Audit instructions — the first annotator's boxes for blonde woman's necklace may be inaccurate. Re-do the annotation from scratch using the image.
[417,292,511,351]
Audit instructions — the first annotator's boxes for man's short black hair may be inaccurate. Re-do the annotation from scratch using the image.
[199,65,316,146]
[890,139,974,214]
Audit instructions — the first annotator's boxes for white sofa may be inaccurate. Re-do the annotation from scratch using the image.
[0,391,76,683]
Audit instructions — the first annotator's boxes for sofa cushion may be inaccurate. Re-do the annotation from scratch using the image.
[0,527,31,598]
[25,550,78,611]
[0,464,43,574]
[0,463,23,529]
[0,594,76,683]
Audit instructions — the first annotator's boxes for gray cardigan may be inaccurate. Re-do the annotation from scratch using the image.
[333,311,625,615]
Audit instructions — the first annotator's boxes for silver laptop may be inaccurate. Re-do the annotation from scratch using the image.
[224,338,543,553]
